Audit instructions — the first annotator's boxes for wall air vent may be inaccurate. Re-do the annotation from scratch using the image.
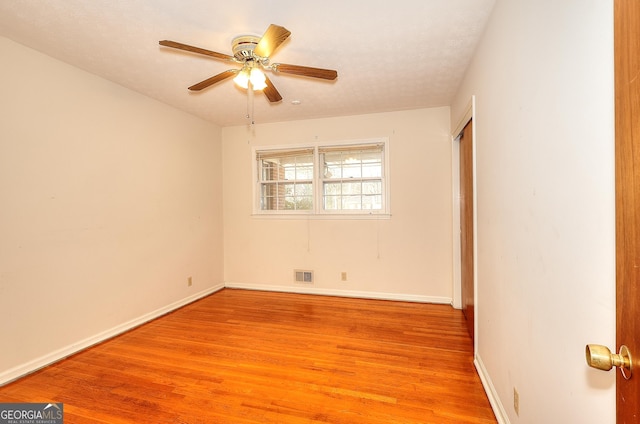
[294,270,314,284]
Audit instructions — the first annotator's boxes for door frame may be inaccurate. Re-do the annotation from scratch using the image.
[614,0,639,419]
[452,95,478,353]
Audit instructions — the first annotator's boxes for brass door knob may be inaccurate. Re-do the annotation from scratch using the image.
[585,344,633,379]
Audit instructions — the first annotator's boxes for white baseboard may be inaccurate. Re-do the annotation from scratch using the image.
[0,284,225,386]
[1,283,451,386]
[475,353,509,424]
[224,281,452,304]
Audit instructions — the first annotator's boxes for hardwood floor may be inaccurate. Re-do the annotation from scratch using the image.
[0,289,497,423]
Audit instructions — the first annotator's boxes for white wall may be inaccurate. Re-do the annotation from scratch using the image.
[0,37,224,383]
[451,1,615,422]
[222,108,453,302]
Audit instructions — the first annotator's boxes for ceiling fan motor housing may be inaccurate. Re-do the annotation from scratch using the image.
[232,35,262,62]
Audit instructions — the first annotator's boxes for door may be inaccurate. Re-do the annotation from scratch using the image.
[615,0,639,420]
[459,119,474,341]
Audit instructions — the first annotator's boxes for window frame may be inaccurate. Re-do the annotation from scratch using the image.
[256,147,315,213]
[252,138,390,217]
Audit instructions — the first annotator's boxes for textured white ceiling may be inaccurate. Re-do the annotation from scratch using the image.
[0,0,495,127]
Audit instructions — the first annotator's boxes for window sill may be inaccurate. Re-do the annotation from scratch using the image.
[251,212,392,220]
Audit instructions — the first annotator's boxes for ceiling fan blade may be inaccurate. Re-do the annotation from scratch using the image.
[254,24,291,58]
[273,63,338,80]
[188,69,237,91]
[159,40,234,61]
[263,74,283,103]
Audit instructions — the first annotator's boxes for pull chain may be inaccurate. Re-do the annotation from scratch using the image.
[246,82,255,127]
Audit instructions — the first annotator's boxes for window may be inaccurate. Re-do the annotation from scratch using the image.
[254,140,389,216]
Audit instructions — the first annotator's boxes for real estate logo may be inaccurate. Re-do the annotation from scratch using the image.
[0,403,63,424]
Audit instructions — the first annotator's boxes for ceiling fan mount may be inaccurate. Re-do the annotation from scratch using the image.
[159,24,337,103]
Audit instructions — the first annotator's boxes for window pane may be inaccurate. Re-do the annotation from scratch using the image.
[324,164,342,179]
[362,161,382,178]
[362,194,382,210]
[323,182,342,195]
[284,196,296,210]
[342,195,362,210]
[296,163,314,179]
[363,181,381,194]
[342,162,362,178]
[294,196,313,210]
[342,181,362,195]
[261,161,280,181]
[295,183,312,196]
[260,182,280,210]
[324,195,340,210]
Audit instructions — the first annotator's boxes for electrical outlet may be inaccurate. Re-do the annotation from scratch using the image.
[513,387,520,416]
[188,276,192,287]
[341,272,347,281]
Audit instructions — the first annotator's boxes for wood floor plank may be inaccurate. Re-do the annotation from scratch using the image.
[0,289,496,423]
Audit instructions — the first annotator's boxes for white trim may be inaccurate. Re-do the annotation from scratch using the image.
[451,137,462,309]
[453,98,474,140]
[451,95,478,353]
[0,284,225,386]
[224,281,452,305]
[470,96,479,356]
[475,354,509,424]
[451,95,475,310]
[251,212,392,220]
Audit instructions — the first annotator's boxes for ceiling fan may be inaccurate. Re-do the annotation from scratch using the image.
[159,24,338,102]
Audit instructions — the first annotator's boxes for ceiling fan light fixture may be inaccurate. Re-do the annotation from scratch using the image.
[233,69,250,89]
[249,68,267,90]
[233,67,266,91]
